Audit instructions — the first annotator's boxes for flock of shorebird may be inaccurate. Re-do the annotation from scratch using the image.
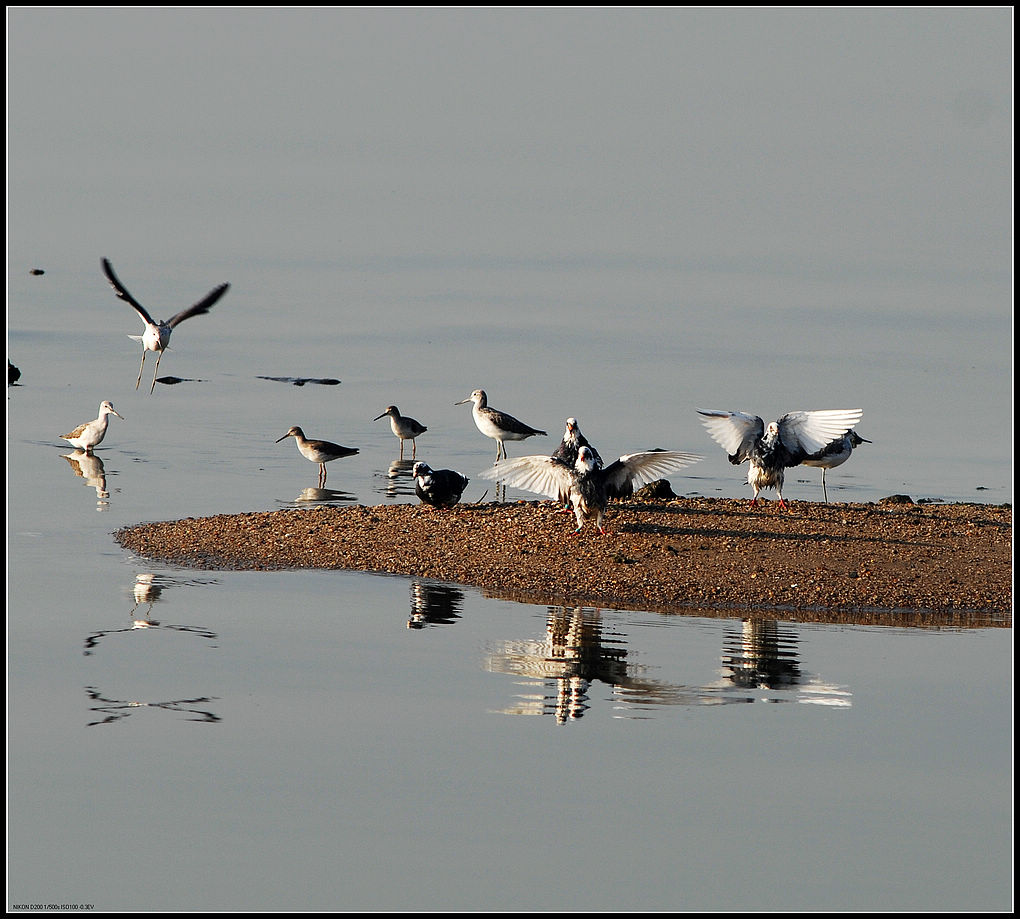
[59,259,869,533]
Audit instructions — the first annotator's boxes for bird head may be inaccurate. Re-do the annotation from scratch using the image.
[575,446,598,473]
[100,401,124,420]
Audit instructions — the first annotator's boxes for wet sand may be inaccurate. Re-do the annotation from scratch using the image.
[114,495,1012,628]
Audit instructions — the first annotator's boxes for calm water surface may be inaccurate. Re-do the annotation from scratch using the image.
[8,8,1012,912]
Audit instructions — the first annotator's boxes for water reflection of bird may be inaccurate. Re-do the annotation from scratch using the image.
[480,444,701,534]
[102,257,230,393]
[131,573,164,616]
[455,389,546,463]
[408,581,465,628]
[698,408,863,508]
[60,401,123,454]
[412,462,469,508]
[802,430,871,503]
[373,405,427,459]
[62,450,110,502]
[276,426,359,485]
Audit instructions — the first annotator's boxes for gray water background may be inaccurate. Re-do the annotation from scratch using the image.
[7,8,1013,912]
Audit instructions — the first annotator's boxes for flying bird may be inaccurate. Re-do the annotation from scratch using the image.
[698,408,864,507]
[374,405,427,459]
[60,400,124,454]
[412,462,470,508]
[276,425,358,485]
[102,257,230,393]
[802,430,871,502]
[479,445,701,534]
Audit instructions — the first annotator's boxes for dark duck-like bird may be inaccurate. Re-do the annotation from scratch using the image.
[802,429,871,502]
[455,389,546,463]
[412,462,469,508]
[698,408,864,507]
[479,445,702,534]
[102,257,230,393]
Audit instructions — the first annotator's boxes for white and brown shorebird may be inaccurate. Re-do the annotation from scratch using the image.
[276,425,359,484]
[373,405,427,459]
[60,400,124,454]
[455,389,546,463]
[102,257,230,393]
[802,429,871,502]
[412,462,469,508]
[479,444,702,534]
[698,408,864,508]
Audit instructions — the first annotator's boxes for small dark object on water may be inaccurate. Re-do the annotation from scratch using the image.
[257,376,341,387]
[155,375,205,385]
[880,494,914,504]
[30,268,45,276]
[9,360,22,385]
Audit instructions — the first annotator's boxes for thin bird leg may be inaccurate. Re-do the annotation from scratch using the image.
[149,348,165,393]
[821,469,829,503]
[135,350,147,390]
[411,440,417,459]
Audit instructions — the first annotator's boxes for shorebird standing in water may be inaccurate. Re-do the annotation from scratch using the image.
[276,426,359,485]
[802,430,871,502]
[455,389,546,463]
[412,462,469,508]
[60,401,124,454]
[697,408,864,508]
[102,257,230,393]
[373,405,427,459]
[480,445,702,534]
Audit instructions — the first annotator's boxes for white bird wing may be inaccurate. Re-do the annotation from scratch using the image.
[776,409,864,457]
[697,410,764,458]
[606,451,703,493]
[477,455,574,500]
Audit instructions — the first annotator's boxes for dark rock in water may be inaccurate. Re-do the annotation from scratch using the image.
[880,494,915,504]
[8,360,22,385]
[634,479,677,500]
[257,376,342,387]
[29,268,45,276]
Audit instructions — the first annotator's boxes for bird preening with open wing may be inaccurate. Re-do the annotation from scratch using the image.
[480,445,701,534]
[698,408,864,507]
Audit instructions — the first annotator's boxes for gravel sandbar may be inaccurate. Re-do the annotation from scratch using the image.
[114,496,1012,628]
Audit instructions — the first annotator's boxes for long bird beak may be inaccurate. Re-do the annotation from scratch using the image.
[373,412,387,421]
[454,397,470,405]
[275,433,291,443]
